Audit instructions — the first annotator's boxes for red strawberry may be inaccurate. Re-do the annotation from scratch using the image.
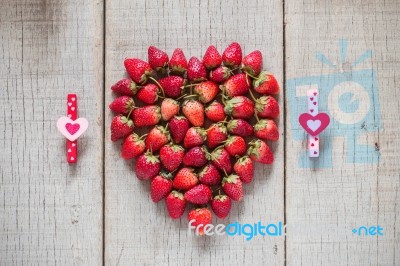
[145,125,170,152]
[137,83,159,104]
[222,42,242,67]
[188,208,212,235]
[205,101,226,122]
[166,191,186,219]
[135,151,160,180]
[133,105,161,127]
[233,156,254,184]
[110,115,134,141]
[111,78,138,96]
[207,123,228,149]
[253,72,280,95]
[194,81,219,103]
[209,147,232,174]
[187,57,207,82]
[248,139,274,164]
[184,127,207,149]
[242,50,263,76]
[184,184,212,204]
[109,96,135,114]
[159,144,184,172]
[224,96,254,119]
[198,163,222,186]
[203,45,222,69]
[121,133,146,159]
[209,66,231,83]
[150,174,173,202]
[222,174,243,201]
[158,76,185,98]
[183,146,208,168]
[255,96,280,119]
[161,98,180,121]
[169,48,188,75]
[227,119,254,137]
[169,116,190,143]
[211,195,232,219]
[224,135,246,157]
[173,167,199,190]
[148,46,169,71]
[221,73,250,97]
[254,119,279,141]
[182,99,204,127]
[124,58,152,84]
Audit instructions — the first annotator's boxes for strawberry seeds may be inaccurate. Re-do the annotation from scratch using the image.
[109,42,280,233]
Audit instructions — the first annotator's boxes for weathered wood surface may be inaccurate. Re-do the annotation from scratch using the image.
[104,0,284,265]
[0,0,104,265]
[1,0,400,265]
[285,0,400,265]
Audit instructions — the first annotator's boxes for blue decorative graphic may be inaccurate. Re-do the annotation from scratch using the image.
[287,39,382,168]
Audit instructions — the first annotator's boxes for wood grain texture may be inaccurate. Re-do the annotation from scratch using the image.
[104,0,284,265]
[0,0,104,265]
[2,0,399,265]
[285,0,400,265]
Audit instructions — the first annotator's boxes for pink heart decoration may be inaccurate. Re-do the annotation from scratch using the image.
[57,117,88,141]
[66,123,80,135]
[298,113,330,136]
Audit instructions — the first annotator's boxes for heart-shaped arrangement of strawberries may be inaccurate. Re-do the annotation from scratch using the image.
[109,42,280,234]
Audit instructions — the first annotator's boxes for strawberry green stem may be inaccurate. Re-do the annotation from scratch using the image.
[221,96,226,105]
[183,94,198,100]
[170,168,179,174]
[183,83,200,88]
[205,150,217,161]
[148,76,165,97]
[245,72,258,79]
[254,113,260,122]
[248,88,257,102]
[175,94,187,101]
[139,133,148,140]
[126,106,135,118]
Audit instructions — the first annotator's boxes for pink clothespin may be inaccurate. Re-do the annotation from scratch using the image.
[298,89,330,157]
[57,94,88,163]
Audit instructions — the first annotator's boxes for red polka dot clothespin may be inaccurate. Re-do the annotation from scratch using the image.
[298,89,330,158]
[57,94,88,163]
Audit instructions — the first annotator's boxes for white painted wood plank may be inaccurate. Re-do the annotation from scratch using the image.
[105,0,284,265]
[0,1,104,265]
[285,0,400,265]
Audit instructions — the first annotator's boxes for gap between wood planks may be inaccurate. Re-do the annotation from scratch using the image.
[102,0,107,265]
[282,0,287,265]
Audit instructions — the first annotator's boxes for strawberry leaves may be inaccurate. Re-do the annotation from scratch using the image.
[110,42,280,228]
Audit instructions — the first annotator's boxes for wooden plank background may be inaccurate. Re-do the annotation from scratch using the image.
[1,0,399,265]
[285,1,400,265]
[0,0,104,265]
[104,0,284,265]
